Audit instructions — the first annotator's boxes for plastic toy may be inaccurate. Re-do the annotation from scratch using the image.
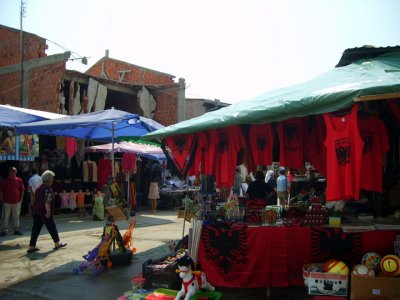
[175,255,215,300]
[73,216,136,274]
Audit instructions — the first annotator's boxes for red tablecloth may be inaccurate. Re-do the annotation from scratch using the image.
[198,223,399,288]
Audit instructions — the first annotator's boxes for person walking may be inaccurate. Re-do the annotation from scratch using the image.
[0,167,25,236]
[148,161,161,213]
[276,167,290,206]
[28,168,42,217]
[27,170,67,253]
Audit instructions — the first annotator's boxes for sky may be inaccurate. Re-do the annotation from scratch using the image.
[1,0,399,104]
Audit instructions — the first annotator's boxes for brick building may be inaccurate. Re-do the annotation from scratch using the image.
[0,25,229,127]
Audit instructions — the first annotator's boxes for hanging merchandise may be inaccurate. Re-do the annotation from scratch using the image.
[277,118,305,169]
[303,115,326,176]
[164,133,197,176]
[323,104,364,201]
[248,123,274,171]
[358,115,390,193]
[213,126,246,188]
[65,137,78,158]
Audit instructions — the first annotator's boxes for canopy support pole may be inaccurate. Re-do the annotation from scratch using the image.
[111,122,115,178]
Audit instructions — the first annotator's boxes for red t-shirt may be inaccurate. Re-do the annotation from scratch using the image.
[212,126,246,188]
[304,115,327,176]
[323,105,364,201]
[248,124,274,171]
[358,116,390,193]
[277,118,305,169]
[0,177,25,204]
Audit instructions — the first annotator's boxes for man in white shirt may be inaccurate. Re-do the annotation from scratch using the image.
[28,170,43,216]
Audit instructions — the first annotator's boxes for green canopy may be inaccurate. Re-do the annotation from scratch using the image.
[144,51,400,141]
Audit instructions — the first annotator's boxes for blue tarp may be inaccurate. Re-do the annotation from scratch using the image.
[15,108,160,141]
[0,104,65,126]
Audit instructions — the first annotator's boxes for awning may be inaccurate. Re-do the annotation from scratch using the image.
[143,51,400,141]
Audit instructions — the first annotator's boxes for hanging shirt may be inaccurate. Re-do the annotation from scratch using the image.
[358,116,390,193]
[304,115,327,176]
[83,160,98,182]
[164,134,197,176]
[213,126,246,188]
[122,153,137,173]
[97,158,112,190]
[248,123,274,171]
[323,105,364,201]
[65,137,77,158]
[277,118,305,169]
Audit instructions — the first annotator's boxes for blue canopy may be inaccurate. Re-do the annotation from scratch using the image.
[0,104,65,127]
[15,108,158,141]
[15,108,164,176]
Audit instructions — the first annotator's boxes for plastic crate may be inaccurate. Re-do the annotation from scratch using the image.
[142,259,181,290]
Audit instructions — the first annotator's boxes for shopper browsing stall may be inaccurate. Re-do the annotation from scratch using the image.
[246,171,274,205]
[276,167,290,206]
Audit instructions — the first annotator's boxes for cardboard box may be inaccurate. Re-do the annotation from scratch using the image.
[303,264,348,297]
[350,274,400,300]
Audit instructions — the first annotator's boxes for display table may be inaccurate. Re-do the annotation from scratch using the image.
[198,223,399,288]
[159,188,199,209]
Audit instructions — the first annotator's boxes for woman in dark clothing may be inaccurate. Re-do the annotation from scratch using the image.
[27,170,67,253]
[246,171,274,205]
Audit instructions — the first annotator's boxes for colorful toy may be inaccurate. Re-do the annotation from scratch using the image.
[361,251,382,272]
[73,216,136,274]
[175,255,215,300]
[351,264,375,277]
[73,231,116,274]
[323,259,349,275]
[380,254,400,277]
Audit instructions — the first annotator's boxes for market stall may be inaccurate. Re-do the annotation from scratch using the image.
[140,48,400,296]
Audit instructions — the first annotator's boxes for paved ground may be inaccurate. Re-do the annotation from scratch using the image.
[0,209,312,299]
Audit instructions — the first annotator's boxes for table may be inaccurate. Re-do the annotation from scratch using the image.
[198,223,399,288]
[159,188,200,209]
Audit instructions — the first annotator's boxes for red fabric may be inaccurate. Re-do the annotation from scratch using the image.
[323,105,364,201]
[304,115,327,176]
[198,225,399,288]
[248,124,274,171]
[358,116,390,193]
[277,118,305,169]
[97,158,112,190]
[87,161,94,182]
[122,153,137,173]
[0,177,25,204]
[164,134,196,176]
[65,137,77,158]
[213,126,246,188]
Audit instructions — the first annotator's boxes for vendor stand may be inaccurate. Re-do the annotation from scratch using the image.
[142,48,400,295]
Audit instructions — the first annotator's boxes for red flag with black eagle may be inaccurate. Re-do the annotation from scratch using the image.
[164,134,197,176]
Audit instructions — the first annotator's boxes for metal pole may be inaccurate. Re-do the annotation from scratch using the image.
[111,122,115,177]
[19,0,24,107]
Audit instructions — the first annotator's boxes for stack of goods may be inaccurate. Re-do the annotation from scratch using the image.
[142,256,181,290]
[244,198,265,225]
[303,259,349,297]
[350,251,400,299]
[303,197,329,226]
